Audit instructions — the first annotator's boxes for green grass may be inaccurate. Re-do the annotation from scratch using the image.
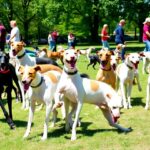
[1,42,150,150]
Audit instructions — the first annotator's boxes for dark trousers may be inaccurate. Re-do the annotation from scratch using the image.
[0,42,5,52]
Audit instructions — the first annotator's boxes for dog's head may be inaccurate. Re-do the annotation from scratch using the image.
[116,44,125,52]
[97,49,113,68]
[38,48,47,58]
[125,53,140,69]
[0,52,10,71]
[63,49,78,70]
[110,55,120,71]
[18,65,41,91]
[10,41,26,56]
[105,91,123,123]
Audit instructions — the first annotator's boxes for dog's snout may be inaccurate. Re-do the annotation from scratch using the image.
[71,56,75,60]
[22,80,26,84]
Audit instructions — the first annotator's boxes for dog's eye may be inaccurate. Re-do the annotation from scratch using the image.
[66,52,68,55]
[29,73,32,76]
[74,52,77,55]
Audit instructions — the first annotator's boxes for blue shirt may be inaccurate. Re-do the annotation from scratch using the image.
[114,25,124,44]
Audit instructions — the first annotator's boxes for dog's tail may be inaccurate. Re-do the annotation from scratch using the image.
[80,73,90,78]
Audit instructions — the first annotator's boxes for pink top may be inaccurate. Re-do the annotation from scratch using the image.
[143,24,150,41]
[101,28,109,41]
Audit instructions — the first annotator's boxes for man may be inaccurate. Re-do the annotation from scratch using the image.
[0,21,6,52]
[143,17,150,51]
[114,19,126,60]
[8,20,20,43]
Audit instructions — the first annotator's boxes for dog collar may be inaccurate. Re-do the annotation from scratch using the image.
[31,77,44,88]
[100,67,111,71]
[64,69,78,75]
[17,51,26,59]
[0,69,10,74]
[125,62,133,70]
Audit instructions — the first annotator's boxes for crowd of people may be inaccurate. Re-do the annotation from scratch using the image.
[0,18,150,59]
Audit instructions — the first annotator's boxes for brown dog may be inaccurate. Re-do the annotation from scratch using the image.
[96,49,116,89]
[38,48,64,64]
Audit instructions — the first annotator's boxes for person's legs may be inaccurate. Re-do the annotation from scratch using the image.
[144,40,150,51]
[52,42,56,52]
[116,42,125,61]
[102,40,109,49]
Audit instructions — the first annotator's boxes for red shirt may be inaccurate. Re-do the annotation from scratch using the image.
[0,25,6,42]
[101,28,109,41]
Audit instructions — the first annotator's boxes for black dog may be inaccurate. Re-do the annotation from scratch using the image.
[87,55,100,69]
[0,52,23,129]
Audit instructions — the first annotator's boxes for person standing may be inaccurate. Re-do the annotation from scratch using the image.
[101,24,110,49]
[0,21,6,52]
[68,32,75,48]
[48,32,54,50]
[143,17,150,52]
[8,20,20,43]
[114,19,126,60]
[51,30,59,52]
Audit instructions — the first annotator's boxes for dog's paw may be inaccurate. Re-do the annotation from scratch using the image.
[128,105,132,109]
[145,105,149,110]
[71,135,77,141]
[23,131,30,138]
[124,127,133,133]
[41,136,47,141]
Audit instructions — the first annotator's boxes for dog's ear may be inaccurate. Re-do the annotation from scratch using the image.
[21,41,26,46]
[34,66,41,72]
[18,65,24,74]
[108,50,114,55]
[124,53,129,59]
[139,52,145,57]
[42,48,48,53]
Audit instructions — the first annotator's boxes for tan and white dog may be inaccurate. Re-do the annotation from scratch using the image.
[96,49,116,89]
[116,53,141,109]
[53,49,131,141]
[19,65,61,140]
[114,44,126,59]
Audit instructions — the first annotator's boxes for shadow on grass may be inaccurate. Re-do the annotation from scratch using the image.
[0,118,27,128]
[131,97,145,107]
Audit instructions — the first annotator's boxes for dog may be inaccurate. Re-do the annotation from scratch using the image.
[38,48,64,64]
[139,51,150,74]
[145,72,150,110]
[87,54,100,69]
[0,52,22,129]
[9,41,61,109]
[116,53,141,109]
[77,47,95,61]
[96,49,116,89]
[114,44,126,59]
[19,65,61,140]
[10,41,59,66]
[110,54,120,71]
[53,49,132,141]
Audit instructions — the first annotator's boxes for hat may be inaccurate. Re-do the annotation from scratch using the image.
[143,17,150,24]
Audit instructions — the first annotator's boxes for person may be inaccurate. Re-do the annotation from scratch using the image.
[68,32,75,48]
[101,24,110,49]
[51,30,59,52]
[143,17,150,52]
[8,20,20,43]
[0,21,6,52]
[114,19,126,61]
[48,32,54,50]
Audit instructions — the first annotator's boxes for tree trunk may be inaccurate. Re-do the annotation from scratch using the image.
[138,23,143,42]
[23,21,29,43]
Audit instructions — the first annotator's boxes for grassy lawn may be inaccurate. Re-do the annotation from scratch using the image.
[1,42,150,150]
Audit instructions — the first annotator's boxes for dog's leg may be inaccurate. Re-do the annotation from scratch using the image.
[145,81,150,110]
[100,108,132,132]
[23,100,35,138]
[64,98,70,132]
[71,100,83,141]
[41,101,53,141]
[135,70,142,91]
[143,57,149,74]
[120,82,128,109]
[7,87,13,120]
[93,62,97,70]
[127,82,133,108]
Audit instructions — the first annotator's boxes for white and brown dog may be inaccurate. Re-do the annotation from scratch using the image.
[19,65,61,140]
[53,49,131,141]
[116,53,141,109]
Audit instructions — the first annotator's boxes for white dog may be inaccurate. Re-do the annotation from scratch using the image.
[53,49,131,141]
[19,65,61,140]
[116,53,141,109]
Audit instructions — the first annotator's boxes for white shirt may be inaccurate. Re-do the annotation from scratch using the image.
[10,26,20,42]
[68,34,75,43]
